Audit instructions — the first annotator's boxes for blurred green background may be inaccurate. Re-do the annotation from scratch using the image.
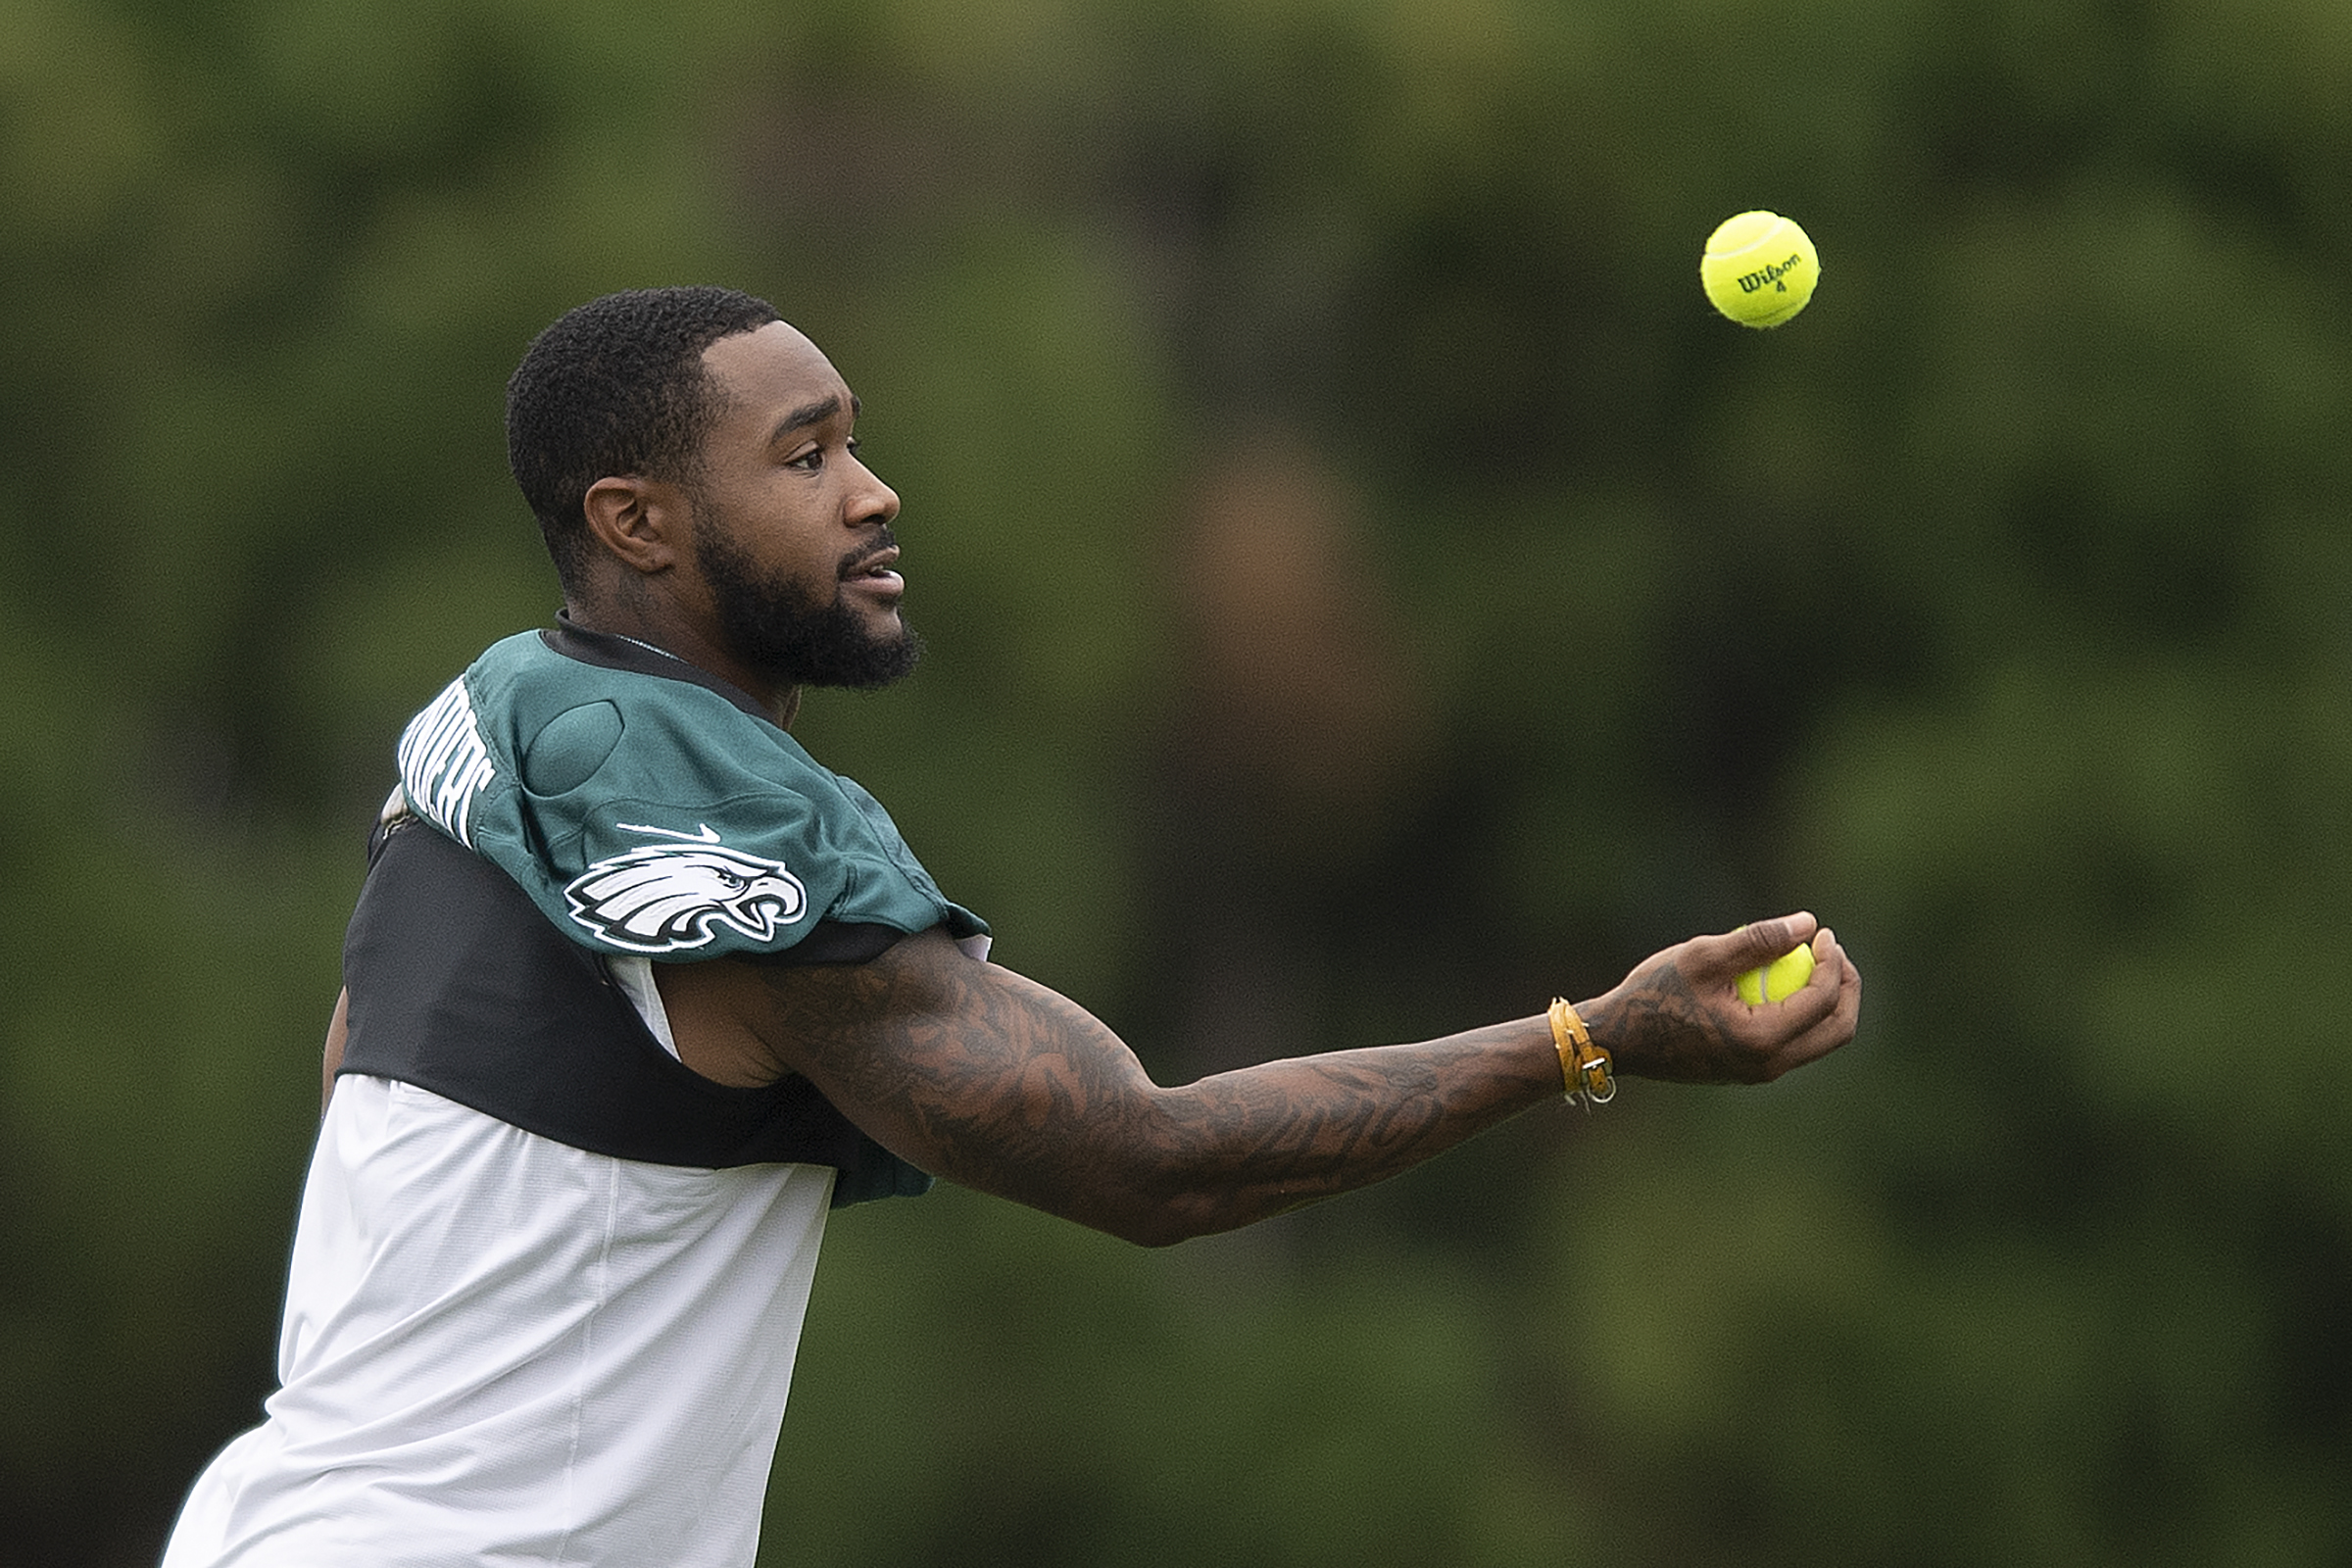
[4,0,2347,1562]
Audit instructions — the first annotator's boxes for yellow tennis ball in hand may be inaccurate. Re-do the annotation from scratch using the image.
[1701,210,1819,327]
[1736,941,1817,1005]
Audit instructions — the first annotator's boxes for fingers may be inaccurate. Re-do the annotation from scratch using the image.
[1688,919,1858,1080]
[1750,926,1863,1078]
[1582,916,1863,1085]
[1699,912,1823,986]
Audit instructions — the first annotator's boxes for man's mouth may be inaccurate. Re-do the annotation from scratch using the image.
[843,545,904,596]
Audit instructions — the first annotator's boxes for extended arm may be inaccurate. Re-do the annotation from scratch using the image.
[657,913,1860,1247]
[666,931,1563,1244]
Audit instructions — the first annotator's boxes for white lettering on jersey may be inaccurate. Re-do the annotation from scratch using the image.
[397,677,497,849]
[564,823,809,954]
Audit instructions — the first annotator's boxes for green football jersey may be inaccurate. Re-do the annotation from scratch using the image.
[394,625,987,960]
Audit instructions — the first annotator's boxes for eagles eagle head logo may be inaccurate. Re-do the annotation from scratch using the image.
[564,825,808,954]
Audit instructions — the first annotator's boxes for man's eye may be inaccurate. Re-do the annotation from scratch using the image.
[785,449,823,471]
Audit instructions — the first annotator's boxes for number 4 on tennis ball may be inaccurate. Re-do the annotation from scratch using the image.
[1736,940,1817,1005]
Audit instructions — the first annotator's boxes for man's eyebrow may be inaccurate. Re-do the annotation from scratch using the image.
[769,394,859,445]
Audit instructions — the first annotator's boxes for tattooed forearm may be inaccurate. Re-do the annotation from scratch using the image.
[656,913,1859,1243]
[738,929,1563,1246]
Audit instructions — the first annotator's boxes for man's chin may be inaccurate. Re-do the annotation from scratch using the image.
[764,625,923,692]
[709,569,923,691]
[829,630,923,691]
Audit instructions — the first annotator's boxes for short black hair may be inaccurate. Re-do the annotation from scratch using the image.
[506,286,783,589]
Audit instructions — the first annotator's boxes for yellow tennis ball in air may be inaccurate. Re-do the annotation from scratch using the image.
[1701,210,1819,328]
[1736,941,1817,1005]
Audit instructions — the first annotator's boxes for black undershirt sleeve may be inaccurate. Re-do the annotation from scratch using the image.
[337,818,933,1204]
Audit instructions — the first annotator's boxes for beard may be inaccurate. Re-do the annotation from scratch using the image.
[694,511,923,691]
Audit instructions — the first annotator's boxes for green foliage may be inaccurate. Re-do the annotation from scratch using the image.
[3,0,2347,1562]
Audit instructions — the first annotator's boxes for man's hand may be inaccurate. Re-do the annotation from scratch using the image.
[1579,913,1861,1085]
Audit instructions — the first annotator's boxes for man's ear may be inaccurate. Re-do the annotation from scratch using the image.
[581,474,690,577]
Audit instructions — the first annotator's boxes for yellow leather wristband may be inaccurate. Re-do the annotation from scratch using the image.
[1547,998,1616,1110]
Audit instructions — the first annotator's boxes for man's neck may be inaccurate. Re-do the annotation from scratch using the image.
[561,601,802,729]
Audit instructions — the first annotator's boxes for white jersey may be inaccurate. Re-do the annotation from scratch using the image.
[161,1075,835,1567]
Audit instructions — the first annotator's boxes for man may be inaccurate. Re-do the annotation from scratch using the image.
[162,287,1861,1566]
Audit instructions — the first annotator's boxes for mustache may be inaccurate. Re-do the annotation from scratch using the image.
[839,526,900,577]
